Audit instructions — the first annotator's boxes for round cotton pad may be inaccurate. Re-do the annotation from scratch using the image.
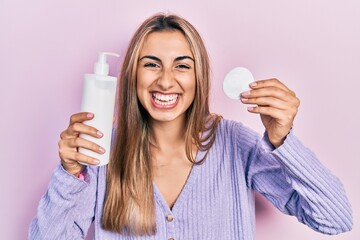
[223,67,254,100]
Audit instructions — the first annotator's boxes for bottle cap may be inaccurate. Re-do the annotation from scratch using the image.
[94,52,120,76]
[223,67,254,100]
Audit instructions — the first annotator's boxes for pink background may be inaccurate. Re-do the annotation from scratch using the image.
[1,1,359,239]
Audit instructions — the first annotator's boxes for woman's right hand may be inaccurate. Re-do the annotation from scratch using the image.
[58,112,104,176]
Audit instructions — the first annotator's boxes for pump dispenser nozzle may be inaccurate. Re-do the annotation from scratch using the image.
[94,52,120,76]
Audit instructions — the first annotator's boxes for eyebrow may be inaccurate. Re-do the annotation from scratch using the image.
[139,55,194,62]
[175,56,194,62]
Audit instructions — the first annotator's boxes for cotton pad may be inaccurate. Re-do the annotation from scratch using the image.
[223,67,254,100]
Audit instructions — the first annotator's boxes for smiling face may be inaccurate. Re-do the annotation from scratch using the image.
[137,30,196,125]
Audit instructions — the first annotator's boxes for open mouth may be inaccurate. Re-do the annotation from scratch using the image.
[151,92,179,106]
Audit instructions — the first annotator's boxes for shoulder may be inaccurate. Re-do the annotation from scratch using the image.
[208,118,262,170]
[216,118,259,142]
[205,118,261,156]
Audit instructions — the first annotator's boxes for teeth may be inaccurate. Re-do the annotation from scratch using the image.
[152,93,179,106]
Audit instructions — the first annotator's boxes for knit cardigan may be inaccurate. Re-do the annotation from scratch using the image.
[29,119,353,239]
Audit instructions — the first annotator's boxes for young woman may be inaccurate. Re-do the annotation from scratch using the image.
[29,13,352,239]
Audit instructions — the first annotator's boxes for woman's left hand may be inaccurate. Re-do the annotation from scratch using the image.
[240,78,300,148]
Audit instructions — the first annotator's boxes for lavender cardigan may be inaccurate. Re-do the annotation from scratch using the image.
[29,119,353,239]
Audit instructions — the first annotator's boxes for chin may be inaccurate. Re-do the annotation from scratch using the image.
[148,109,186,124]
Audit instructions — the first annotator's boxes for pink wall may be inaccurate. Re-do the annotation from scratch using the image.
[1,1,359,239]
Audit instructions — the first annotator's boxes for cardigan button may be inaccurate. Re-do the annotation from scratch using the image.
[166,215,174,222]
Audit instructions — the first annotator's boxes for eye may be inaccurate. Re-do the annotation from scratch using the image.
[144,62,159,68]
[176,64,190,69]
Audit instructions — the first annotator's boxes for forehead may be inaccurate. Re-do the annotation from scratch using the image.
[140,30,193,57]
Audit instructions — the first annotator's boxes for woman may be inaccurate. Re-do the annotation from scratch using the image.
[29,13,352,239]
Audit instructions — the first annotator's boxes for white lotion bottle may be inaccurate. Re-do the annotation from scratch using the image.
[79,52,120,166]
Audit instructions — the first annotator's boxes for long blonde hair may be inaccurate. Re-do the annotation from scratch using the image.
[103,13,222,235]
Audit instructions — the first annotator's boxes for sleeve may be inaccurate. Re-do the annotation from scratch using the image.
[28,164,99,240]
[238,125,353,235]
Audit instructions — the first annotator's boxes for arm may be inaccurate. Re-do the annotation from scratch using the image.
[239,78,352,234]
[29,165,98,240]
[246,130,353,234]
[29,112,104,239]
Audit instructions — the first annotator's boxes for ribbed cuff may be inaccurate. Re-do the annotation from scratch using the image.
[51,164,89,195]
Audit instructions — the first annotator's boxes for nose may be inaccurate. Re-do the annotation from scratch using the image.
[156,68,175,91]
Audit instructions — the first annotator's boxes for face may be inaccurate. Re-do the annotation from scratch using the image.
[137,30,196,125]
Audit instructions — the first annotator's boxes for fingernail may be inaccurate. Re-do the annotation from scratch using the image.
[250,82,257,87]
[96,131,103,137]
[99,147,105,153]
[247,107,254,111]
[93,159,100,164]
[241,98,248,102]
[241,91,251,97]
[87,113,94,118]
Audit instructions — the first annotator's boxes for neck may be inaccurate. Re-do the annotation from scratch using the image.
[150,116,187,150]
[149,115,195,169]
